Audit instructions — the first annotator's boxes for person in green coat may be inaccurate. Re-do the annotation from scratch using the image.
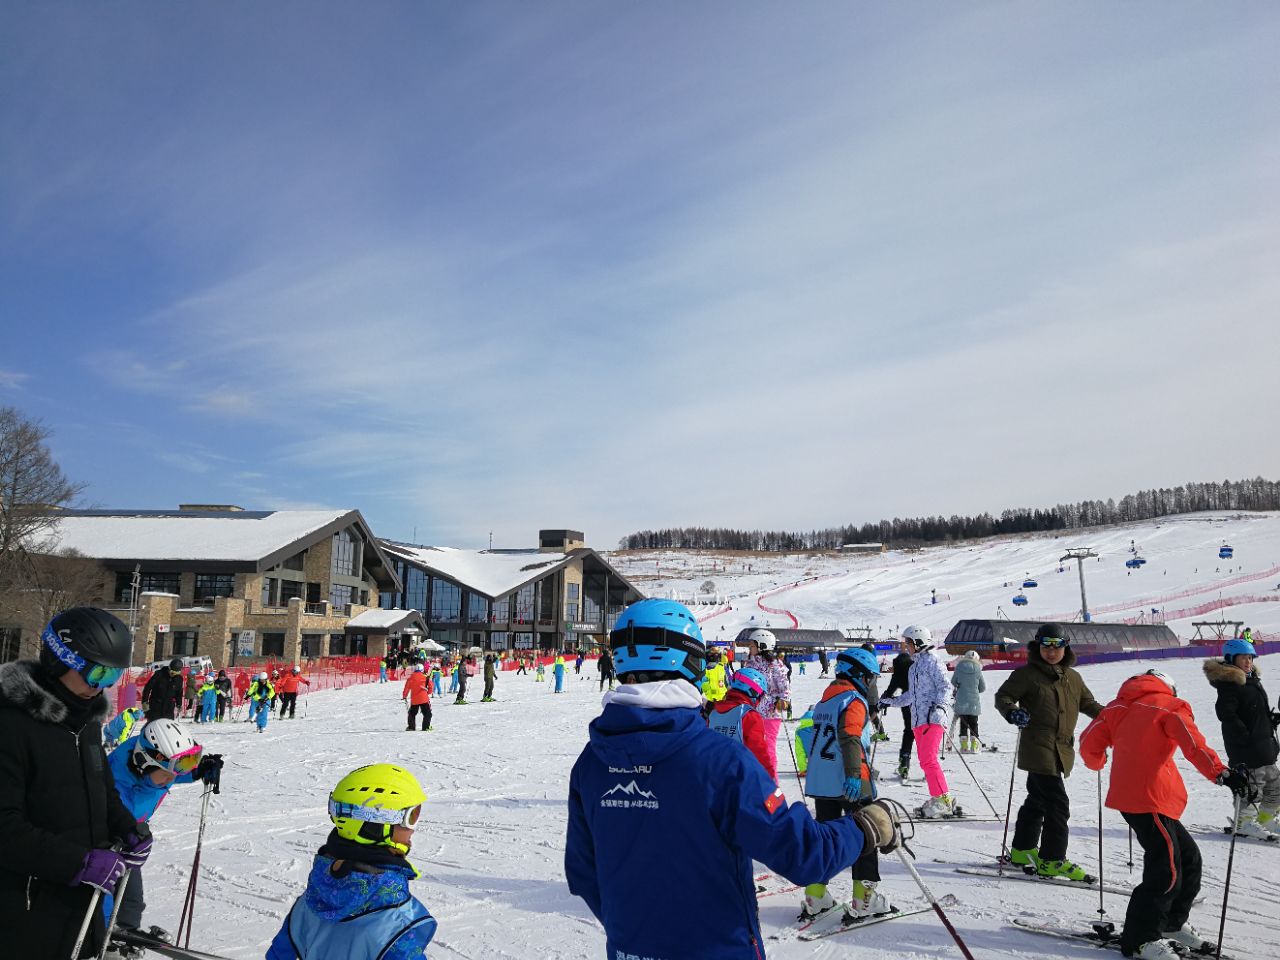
[994,622,1102,881]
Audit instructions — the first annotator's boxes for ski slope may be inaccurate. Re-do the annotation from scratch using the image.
[611,511,1280,645]
[139,652,1279,960]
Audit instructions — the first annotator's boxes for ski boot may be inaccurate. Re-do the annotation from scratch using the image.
[1007,847,1040,872]
[1258,809,1280,838]
[896,761,910,781]
[104,943,144,959]
[846,880,895,920]
[1162,922,1213,954]
[871,729,890,743]
[1036,858,1092,882]
[1131,938,1185,960]
[917,793,957,819]
[798,885,838,922]
[1233,811,1275,840]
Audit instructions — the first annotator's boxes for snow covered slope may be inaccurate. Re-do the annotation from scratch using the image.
[140,651,1279,960]
[610,511,1280,643]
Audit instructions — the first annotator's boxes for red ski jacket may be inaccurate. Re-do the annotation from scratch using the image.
[1080,673,1225,819]
[402,672,431,706]
[711,690,774,780]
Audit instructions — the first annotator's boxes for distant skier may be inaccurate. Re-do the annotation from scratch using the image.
[700,648,727,703]
[197,673,217,724]
[800,648,895,923]
[707,666,773,779]
[951,651,985,753]
[246,672,275,733]
[482,654,497,702]
[553,654,566,693]
[994,623,1101,876]
[565,600,903,960]
[104,705,145,749]
[881,642,915,779]
[183,668,201,719]
[741,629,791,773]
[879,626,954,818]
[402,664,432,730]
[431,661,443,695]
[141,658,184,721]
[1203,637,1279,837]
[454,658,469,705]
[276,666,310,719]
[379,658,388,683]
[268,765,437,960]
[213,669,232,722]
[597,648,616,691]
[535,660,547,683]
[1081,669,1248,960]
[574,653,584,675]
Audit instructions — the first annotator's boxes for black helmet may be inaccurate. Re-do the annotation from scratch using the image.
[1034,622,1068,645]
[39,607,133,683]
[169,658,184,671]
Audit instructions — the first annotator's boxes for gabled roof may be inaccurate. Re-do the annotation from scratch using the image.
[38,508,400,588]
[380,541,643,601]
[733,628,847,649]
[345,608,428,634]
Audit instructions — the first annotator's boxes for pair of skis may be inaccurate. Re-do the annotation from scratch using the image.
[767,894,961,943]
[111,928,231,960]
[1012,919,1237,959]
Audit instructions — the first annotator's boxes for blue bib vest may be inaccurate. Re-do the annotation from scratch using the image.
[804,689,873,799]
[708,703,750,744]
[284,893,436,960]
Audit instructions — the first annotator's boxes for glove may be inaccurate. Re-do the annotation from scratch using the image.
[849,800,904,854]
[842,776,862,801]
[776,699,791,714]
[120,824,153,868]
[71,848,128,894]
[196,754,224,794]
[1007,708,1031,728]
[1217,767,1255,801]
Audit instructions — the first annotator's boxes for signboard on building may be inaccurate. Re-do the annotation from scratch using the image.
[238,631,256,656]
[568,623,601,633]
[156,624,170,633]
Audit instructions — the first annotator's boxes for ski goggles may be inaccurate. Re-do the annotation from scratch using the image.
[328,799,423,831]
[137,742,203,776]
[41,624,126,688]
[1037,636,1068,649]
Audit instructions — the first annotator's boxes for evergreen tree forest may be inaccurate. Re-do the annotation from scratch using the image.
[620,478,1280,552]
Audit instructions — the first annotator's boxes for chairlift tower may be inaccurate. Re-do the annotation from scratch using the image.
[1060,548,1099,622]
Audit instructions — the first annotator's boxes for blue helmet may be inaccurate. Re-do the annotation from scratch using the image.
[1223,638,1256,661]
[728,666,767,701]
[835,647,880,681]
[610,599,705,685]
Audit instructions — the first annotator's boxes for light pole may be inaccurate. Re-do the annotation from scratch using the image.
[1061,548,1098,622]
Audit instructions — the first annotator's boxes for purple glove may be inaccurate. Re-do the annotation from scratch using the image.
[70,849,128,893]
[120,826,153,868]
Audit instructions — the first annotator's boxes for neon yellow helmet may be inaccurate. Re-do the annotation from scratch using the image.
[328,763,427,855]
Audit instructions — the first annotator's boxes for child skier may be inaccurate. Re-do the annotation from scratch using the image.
[1204,637,1280,837]
[708,666,774,779]
[267,764,438,960]
[879,626,955,817]
[565,600,904,960]
[402,664,432,731]
[104,705,145,748]
[213,669,232,722]
[951,650,985,753]
[183,668,200,719]
[994,622,1102,878]
[197,674,217,724]
[276,666,310,719]
[881,641,915,780]
[430,662,443,696]
[535,660,546,683]
[246,671,274,733]
[799,648,895,924]
[553,654,566,693]
[741,628,792,774]
[104,718,222,952]
[1081,669,1250,960]
[701,647,728,703]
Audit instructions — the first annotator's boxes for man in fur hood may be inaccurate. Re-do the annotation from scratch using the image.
[1204,637,1280,838]
[0,608,148,958]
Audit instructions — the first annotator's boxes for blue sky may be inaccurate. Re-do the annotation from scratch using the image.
[3,2,1278,549]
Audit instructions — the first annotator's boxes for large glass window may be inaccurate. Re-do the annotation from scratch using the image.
[282,551,306,571]
[331,529,360,577]
[119,571,180,602]
[194,574,235,602]
[583,594,602,625]
[489,632,509,650]
[565,603,578,621]
[329,583,353,611]
[538,581,557,621]
[329,634,346,656]
[430,579,461,622]
[467,593,489,624]
[404,567,427,612]
[491,594,510,622]
[171,630,198,657]
[262,577,304,608]
[261,633,285,657]
[300,634,323,659]
[514,632,534,649]
[567,583,580,601]
[513,584,535,623]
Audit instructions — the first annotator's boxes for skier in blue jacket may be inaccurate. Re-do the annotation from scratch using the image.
[105,718,223,940]
[565,599,904,959]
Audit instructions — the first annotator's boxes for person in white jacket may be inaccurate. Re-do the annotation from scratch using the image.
[879,626,956,817]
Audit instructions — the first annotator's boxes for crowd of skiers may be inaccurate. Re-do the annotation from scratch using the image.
[5,600,1276,960]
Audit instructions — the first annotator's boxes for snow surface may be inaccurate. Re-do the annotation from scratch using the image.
[382,542,571,599]
[42,510,350,562]
[345,608,423,630]
[131,512,1280,960]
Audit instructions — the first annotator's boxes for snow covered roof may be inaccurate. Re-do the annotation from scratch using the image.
[345,608,427,633]
[381,542,574,598]
[38,508,398,586]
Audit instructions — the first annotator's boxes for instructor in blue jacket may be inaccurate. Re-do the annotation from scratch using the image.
[565,599,904,959]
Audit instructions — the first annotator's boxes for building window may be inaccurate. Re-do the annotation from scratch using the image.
[349,634,368,656]
[404,566,427,613]
[489,631,509,650]
[584,594,602,624]
[567,583,580,601]
[329,583,353,612]
[430,579,461,622]
[300,634,323,659]
[491,594,510,622]
[261,633,285,657]
[1,627,22,663]
[565,603,578,621]
[118,571,180,602]
[282,551,306,571]
[329,634,346,656]
[194,574,235,602]
[263,578,304,608]
[171,630,198,657]
[513,584,535,623]
[513,633,534,649]
[467,593,488,624]
[332,529,360,578]
[538,581,557,621]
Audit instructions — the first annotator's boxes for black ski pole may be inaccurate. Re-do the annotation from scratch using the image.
[998,728,1022,875]
[1127,826,1134,874]
[1216,791,1244,960]
[1096,770,1106,920]
[886,801,976,960]
[945,727,1000,817]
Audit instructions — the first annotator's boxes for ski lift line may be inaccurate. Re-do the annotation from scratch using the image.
[1120,594,1280,626]
[1043,562,1280,622]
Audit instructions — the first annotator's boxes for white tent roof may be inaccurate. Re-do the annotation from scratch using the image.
[346,608,421,630]
[40,509,351,563]
[381,542,571,598]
